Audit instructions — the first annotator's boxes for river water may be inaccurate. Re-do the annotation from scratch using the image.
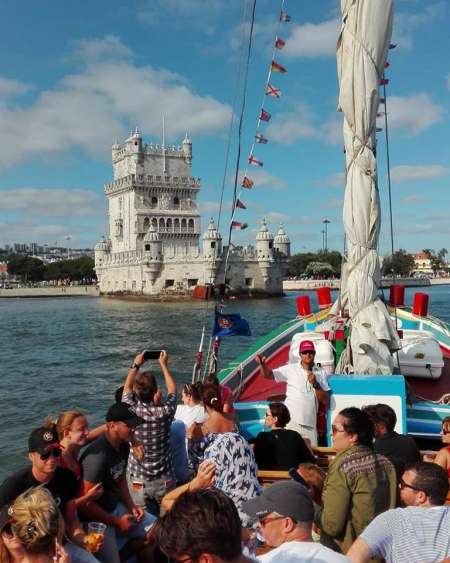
[1,285,450,478]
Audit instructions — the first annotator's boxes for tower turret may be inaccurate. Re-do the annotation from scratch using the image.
[94,237,111,265]
[256,218,274,281]
[143,225,163,283]
[202,218,222,260]
[182,131,192,166]
[274,223,291,258]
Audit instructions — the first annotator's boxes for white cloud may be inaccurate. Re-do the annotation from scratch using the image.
[321,116,343,145]
[0,77,32,98]
[384,94,443,135]
[394,3,445,49]
[238,170,287,191]
[401,194,430,205]
[266,102,317,144]
[265,212,291,225]
[198,201,221,214]
[0,36,231,169]
[314,171,345,188]
[284,19,340,58]
[391,165,450,182]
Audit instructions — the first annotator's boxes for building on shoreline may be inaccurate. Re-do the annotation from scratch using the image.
[94,130,290,297]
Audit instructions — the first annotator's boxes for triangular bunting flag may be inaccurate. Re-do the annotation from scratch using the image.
[235,199,247,210]
[255,133,268,144]
[266,84,281,98]
[242,176,254,189]
[380,77,389,85]
[279,11,291,22]
[231,221,248,230]
[271,60,287,74]
[275,37,286,50]
[249,155,263,167]
[259,109,271,122]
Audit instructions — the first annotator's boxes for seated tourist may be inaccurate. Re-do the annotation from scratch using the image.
[155,489,253,563]
[242,481,347,562]
[347,462,450,563]
[205,374,235,414]
[175,382,206,428]
[0,426,98,563]
[434,416,450,476]
[122,350,177,516]
[318,407,397,555]
[79,402,156,563]
[5,487,69,563]
[254,402,315,470]
[362,403,420,478]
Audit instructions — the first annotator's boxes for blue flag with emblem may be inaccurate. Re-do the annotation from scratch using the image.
[212,308,251,337]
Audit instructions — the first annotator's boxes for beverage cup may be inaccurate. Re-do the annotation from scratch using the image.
[131,479,145,507]
[86,522,106,553]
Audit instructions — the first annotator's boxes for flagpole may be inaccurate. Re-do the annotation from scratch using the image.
[162,115,166,174]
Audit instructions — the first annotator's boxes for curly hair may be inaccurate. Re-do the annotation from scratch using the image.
[11,487,64,554]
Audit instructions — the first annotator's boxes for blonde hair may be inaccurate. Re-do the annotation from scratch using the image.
[11,487,64,554]
[45,410,86,440]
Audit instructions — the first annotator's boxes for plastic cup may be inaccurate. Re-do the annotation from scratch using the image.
[86,522,106,553]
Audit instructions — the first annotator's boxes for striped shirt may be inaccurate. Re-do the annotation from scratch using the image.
[123,391,177,480]
[361,505,450,563]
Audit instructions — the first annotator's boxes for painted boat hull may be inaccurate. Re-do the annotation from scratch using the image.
[219,305,450,440]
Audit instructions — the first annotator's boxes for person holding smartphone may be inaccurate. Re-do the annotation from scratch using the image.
[122,350,177,516]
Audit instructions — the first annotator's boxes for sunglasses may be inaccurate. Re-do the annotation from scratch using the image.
[40,448,62,461]
[300,350,315,355]
[399,478,423,492]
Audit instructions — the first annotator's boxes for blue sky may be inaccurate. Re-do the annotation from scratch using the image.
[0,0,448,255]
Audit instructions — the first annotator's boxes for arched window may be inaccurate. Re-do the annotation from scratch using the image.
[181,218,187,232]
[166,218,172,232]
[151,218,157,229]
[173,196,180,208]
[159,218,165,231]
[188,219,194,233]
[174,218,180,232]
[143,217,150,232]
[151,196,157,208]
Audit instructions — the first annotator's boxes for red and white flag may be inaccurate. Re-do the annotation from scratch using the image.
[235,199,247,210]
[266,84,281,98]
[271,60,287,74]
[275,37,286,50]
[259,109,271,122]
[380,77,389,86]
[248,155,263,167]
[231,221,248,230]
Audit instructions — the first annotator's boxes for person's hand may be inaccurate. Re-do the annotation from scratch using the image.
[132,441,145,461]
[114,513,137,533]
[190,460,215,491]
[54,539,71,563]
[256,354,267,367]
[153,390,162,405]
[307,371,316,385]
[132,505,145,522]
[134,352,146,368]
[159,350,168,368]
[84,482,103,502]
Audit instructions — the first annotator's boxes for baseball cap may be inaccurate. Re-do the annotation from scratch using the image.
[299,340,315,353]
[28,427,60,455]
[242,481,314,522]
[106,402,144,427]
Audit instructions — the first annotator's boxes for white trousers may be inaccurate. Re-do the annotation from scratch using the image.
[286,420,318,447]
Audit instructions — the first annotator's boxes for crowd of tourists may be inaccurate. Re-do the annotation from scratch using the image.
[1,342,450,563]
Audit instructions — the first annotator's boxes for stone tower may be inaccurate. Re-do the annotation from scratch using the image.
[274,223,291,258]
[256,218,274,282]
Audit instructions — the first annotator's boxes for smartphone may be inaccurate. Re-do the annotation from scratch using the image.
[143,350,162,361]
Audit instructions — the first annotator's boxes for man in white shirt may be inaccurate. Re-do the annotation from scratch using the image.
[242,481,347,562]
[257,340,330,446]
[347,461,450,563]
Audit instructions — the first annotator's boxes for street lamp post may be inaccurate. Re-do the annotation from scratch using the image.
[323,219,331,252]
[321,229,325,251]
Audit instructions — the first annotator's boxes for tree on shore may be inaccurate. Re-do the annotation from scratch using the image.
[422,248,448,275]
[381,249,415,277]
[287,250,342,278]
[7,256,96,283]
[7,255,45,282]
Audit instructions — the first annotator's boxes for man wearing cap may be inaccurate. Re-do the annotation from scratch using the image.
[0,426,98,563]
[242,481,347,562]
[257,340,330,446]
[79,402,156,563]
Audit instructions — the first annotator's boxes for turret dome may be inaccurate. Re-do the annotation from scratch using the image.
[144,225,161,243]
[274,223,290,244]
[256,218,274,241]
[203,218,220,240]
[95,237,111,252]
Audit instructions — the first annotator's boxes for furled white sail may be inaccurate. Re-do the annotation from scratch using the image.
[336,0,400,374]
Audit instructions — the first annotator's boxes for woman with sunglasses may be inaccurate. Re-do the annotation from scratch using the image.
[0,504,25,563]
[254,402,315,470]
[434,416,450,476]
[317,407,397,556]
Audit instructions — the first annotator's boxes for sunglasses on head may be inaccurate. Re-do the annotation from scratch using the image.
[40,448,62,461]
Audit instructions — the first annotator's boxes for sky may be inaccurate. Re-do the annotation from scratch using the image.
[0,0,449,255]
